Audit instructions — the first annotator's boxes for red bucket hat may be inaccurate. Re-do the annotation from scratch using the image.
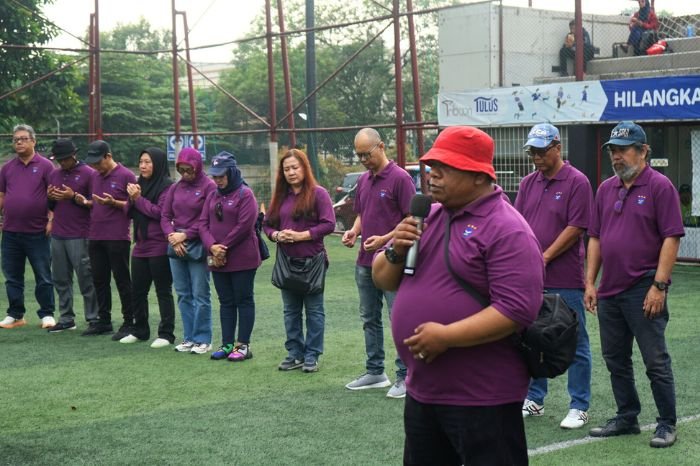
[420,126,496,180]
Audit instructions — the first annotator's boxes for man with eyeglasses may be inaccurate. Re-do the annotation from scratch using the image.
[341,127,416,398]
[74,140,137,339]
[0,124,56,329]
[584,121,684,448]
[515,123,594,430]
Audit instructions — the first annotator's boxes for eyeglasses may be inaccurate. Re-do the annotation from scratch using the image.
[355,142,380,161]
[177,166,194,175]
[614,187,628,214]
[525,143,556,158]
[215,201,223,221]
[12,137,32,144]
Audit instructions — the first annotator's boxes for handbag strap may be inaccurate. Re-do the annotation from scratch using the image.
[443,213,489,308]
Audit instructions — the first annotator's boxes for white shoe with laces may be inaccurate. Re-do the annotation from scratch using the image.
[522,399,544,418]
[41,316,56,329]
[190,343,212,354]
[174,340,194,352]
[151,338,171,349]
[560,409,589,429]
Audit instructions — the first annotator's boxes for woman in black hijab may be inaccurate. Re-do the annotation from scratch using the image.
[120,147,177,348]
[626,0,659,55]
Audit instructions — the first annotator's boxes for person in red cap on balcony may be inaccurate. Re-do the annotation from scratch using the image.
[373,125,544,465]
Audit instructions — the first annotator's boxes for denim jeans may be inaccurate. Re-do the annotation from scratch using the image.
[1,231,54,319]
[597,275,676,426]
[356,265,406,380]
[281,288,325,364]
[212,269,256,346]
[170,258,212,344]
[527,288,592,410]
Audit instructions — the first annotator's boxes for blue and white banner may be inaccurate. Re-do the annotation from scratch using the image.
[166,134,206,161]
[438,75,700,127]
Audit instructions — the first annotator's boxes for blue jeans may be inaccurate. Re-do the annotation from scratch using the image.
[356,265,406,380]
[527,288,592,410]
[597,275,676,426]
[281,288,325,364]
[1,231,54,319]
[170,258,212,344]
[212,269,256,346]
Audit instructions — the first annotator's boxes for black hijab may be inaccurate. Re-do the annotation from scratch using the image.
[133,147,173,241]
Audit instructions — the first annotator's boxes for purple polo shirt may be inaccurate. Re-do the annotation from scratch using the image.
[263,185,335,258]
[0,153,53,233]
[391,187,544,406]
[129,187,171,257]
[49,163,94,239]
[589,166,684,298]
[515,162,593,289]
[354,161,415,267]
[88,164,137,241]
[199,186,261,272]
[161,176,216,240]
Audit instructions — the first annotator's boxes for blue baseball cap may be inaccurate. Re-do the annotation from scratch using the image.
[207,151,238,176]
[602,121,647,148]
[523,123,560,149]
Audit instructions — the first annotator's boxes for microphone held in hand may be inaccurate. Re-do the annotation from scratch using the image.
[404,194,432,276]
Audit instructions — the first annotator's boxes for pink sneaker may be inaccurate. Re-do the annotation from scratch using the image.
[228,344,253,362]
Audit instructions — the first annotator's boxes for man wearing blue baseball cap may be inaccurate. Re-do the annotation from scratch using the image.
[516,123,594,429]
[585,121,684,448]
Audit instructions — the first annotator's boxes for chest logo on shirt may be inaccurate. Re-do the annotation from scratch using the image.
[379,189,389,198]
[226,200,234,206]
[195,190,202,197]
[32,167,39,174]
[554,191,563,201]
[462,224,478,238]
[74,175,81,181]
[110,181,117,189]
[636,195,647,205]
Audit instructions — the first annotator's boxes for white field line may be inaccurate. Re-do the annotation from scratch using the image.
[528,413,700,457]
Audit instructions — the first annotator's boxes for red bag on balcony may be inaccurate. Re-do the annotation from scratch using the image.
[646,40,668,55]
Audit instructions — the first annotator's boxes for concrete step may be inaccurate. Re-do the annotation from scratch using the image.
[665,36,700,53]
[588,50,700,75]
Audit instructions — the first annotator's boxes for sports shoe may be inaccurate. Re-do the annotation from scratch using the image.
[278,357,304,371]
[589,417,641,437]
[211,344,234,360]
[650,424,676,448]
[228,344,252,361]
[190,343,212,354]
[81,322,113,336]
[560,409,589,429]
[386,379,407,399]
[522,399,544,418]
[0,316,27,329]
[111,324,132,341]
[40,316,56,329]
[345,372,391,390]
[119,334,140,344]
[48,321,77,333]
[174,340,194,352]
[150,338,171,349]
[302,360,319,373]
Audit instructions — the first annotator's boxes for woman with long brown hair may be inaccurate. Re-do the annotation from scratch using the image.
[264,149,335,373]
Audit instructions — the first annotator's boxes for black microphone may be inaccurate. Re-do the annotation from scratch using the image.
[404,194,432,276]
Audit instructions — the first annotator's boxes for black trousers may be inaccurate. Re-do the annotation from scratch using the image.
[89,240,133,326]
[131,255,176,342]
[559,44,594,75]
[403,394,528,466]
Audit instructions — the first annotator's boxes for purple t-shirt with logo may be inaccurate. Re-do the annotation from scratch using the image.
[129,187,171,257]
[49,163,94,239]
[515,162,593,289]
[199,186,261,272]
[391,187,544,406]
[0,153,53,233]
[589,166,685,298]
[161,175,216,240]
[354,161,415,267]
[88,164,137,241]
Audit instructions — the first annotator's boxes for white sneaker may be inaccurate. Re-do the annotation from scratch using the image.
[119,334,139,344]
[151,338,171,349]
[0,315,27,329]
[522,399,544,417]
[560,409,589,429]
[174,340,194,352]
[386,379,407,399]
[40,316,56,329]
[190,343,212,354]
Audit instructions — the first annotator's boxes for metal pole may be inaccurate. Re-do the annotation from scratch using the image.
[266,0,278,195]
[498,0,504,88]
[171,0,181,157]
[277,0,296,149]
[88,13,95,140]
[305,0,318,177]
[406,0,424,158]
[94,0,102,139]
[179,11,199,151]
[392,0,405,167]
[574,0,583,81]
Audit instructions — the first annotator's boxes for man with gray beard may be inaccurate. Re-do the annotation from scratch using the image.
[584,121,684,448]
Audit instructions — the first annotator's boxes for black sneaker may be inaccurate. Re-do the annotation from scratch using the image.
[650,424,676,448]
[48,321,77,333]
[278,356,303,371]
[81,322,113,336]
[589,417,641,437]
[302,360,319,373]
[111,324,132,341]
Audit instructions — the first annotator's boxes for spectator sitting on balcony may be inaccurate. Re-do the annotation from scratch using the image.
[559,20,595,76]
[623,0,659,56]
